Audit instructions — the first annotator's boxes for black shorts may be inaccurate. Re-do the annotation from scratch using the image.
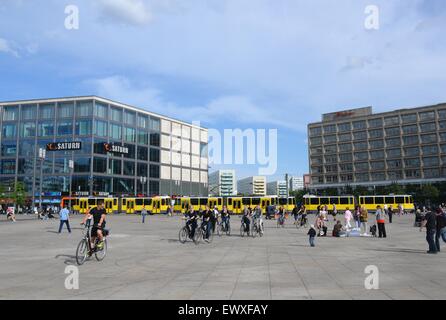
[91,224,106,237]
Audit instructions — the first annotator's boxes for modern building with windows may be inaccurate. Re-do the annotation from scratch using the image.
[308,103,446,190]
[267,180,288,197]
[208,170,237,196]
[0,96,209,205]
[237,176,266,196]
[289,176,304,192]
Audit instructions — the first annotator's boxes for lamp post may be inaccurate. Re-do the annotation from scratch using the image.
[68,159,74,210]
[139,176,147,196]
[38,148,46,211]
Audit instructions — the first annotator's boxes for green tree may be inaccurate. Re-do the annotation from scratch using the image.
[417,184,440,206]
[12,181,26,211]
[386,183,405,195]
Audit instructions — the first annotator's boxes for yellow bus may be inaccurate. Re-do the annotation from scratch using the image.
[359,195,414,212]
[303,195,355,212]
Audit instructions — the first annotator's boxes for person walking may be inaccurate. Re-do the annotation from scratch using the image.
[375,205,387,238]
[354,205,361,228]
[360,205,368,236]
[423,209,437,254]
[141,205,148,224]
[435,208,446,252]
[308,225,316,247]
[388,205,393,223]
[344,207,353,230]
[58,205,71,233]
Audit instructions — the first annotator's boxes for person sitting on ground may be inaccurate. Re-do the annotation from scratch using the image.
[6,207,16,222]
[332,220,343,237]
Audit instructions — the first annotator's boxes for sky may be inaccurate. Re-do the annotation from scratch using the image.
[1,0,446,182]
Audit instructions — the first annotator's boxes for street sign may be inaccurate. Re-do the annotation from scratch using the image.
[47,142,82,151]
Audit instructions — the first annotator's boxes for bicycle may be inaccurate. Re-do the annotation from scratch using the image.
[221,217,231,236]
[252,217,264,237]
[76,223,108,265]
[296,215,308,229]
[277,214,285,228]
[179,218,199,245]
[240,218,250,237]
[193,218,213,244]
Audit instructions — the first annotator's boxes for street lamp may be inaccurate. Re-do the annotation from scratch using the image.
[68,159,74,210]
[139,176,147,196]
[38,148,46,211]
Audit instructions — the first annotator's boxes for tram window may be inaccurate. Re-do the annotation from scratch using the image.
[320,197,329,205]
[252,198,260,205]
[218,198,222,205]
[309,198,319,205]
[364,197,374,205]
[113,199,117,206]
[122,199,127,205]
[200,198,208,205]
[191,198,199,205]
[374,197,384,204]
[144,199,152,205]
[228,198,233,205]
[136,199,143,205]
[88,199,96,206]
[242,198,251,205]
[395,196,404,204]
[330,198,339,205]
[278,198,287,205]
[339,198,349,205]
[384,196,394,204]
[161,199,165,205]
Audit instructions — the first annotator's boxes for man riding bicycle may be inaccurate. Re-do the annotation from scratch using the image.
[81,200,107,250]
[201,205,212,242]
[221,205,230,231]
[252,205,263,231]
[185,205,198,239]
[242,205,251,233]
[298,205,308,227]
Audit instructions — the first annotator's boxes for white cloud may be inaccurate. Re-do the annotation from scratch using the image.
[0,38,19,57]
[96,0,152,26]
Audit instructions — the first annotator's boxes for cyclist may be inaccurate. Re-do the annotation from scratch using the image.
[278,206,285,226]
[81,200,107,250]
[242,205,251,233]
[253,205,263,233]
[221,205,230,232]
[211,205,219,233]
[292,205,299,224]
[185,205,198,239]
[298,205,308,227]
[201,205,212,242]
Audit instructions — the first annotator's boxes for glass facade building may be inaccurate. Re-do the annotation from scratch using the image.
[0,97,209,204]
[308,104,446,189]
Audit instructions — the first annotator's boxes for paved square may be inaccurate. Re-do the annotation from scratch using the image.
[0,214,445,300]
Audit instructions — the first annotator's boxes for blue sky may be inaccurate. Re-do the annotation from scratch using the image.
[1,0,446,181]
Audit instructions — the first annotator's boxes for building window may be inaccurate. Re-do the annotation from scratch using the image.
[387,148,402,158]
[39,104,55,119]
[137,146,148,161]
[123,127,136,142]
[353,131,367,140]
[420,122,436,132]
[338,133,351,142]
[150,118,160,131]
[354,152,368,161]
[370,161,385,170]
[387,159,402,168]
[385,127,400,136]
[137,130,149,145]
[149,164,160,178]
[57,102,74,118]
[356,173,369,181]
[339,143,352,152]
[38,121,54,137]
[1,160,16,174]
[309,127,322,136]
[370,150,384,160]
[419,111,435,121]
[109,123,122,140]
[401,113,417,123]
[404,147,420,157]
[150,148,160,162]
[74,157,91,173]
[18,140,34,157]
[124,110,136,125]
[405,169,421,178]
[324,145,337,153]
[3,106,19,121]
[371,172,385,181]
[137,114,149,129]
[386,138,401,147]
[354,142,367,150]
[310,137,322,145]
[421,134,437,144]
[339,163,353,172]
[108,159,121,175]
[21,104,37,120]
[422,145,438,155]
[355,162,369,171]
[57,121,73,136]
[123,144,136,159]
[424,168,440,178]
[93,157,107,173]
[323,124,336,134]
[123,161,135,176]
[438,109,446,119]
[324,155,337,163]
[441,144,446,154]
[2,123,16,138]
[94,120,107,137]
[353,120,366,130]
[368,118,383,128]
[20,122,36,137]
[75,120,92,135]
[339,153,352,162]
[423,157,439,167]
[94,102,108,118]
[54,158,70,174]
[369,129,383,139]
[149,180,159,195]
[384,116,399,126]
[1,141,17,157]
[369,140,384,149]
[402,125,418,135]
[137,163,148,176]
[110,107,122,122]
[76,101,93,117]
[150,133,160,147]
[403,135,419,145]
[405,158,420,167]
[324,135,336,144]
[338,123,351,132]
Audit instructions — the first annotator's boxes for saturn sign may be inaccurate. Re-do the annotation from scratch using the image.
[46,142,82,151]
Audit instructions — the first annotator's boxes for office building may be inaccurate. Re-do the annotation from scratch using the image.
[289,176,304,191]
[0,96,209,205]
[237,176,266,196]
[267,180,288,197]
[208,169,237,196]
[308,103,446,189]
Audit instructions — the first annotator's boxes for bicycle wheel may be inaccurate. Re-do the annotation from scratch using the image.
[75,238,88,265]
[208,229,214,243]
[95,238,107,261]
[259,223,264,237]
[193,228,202,244]
[217,223,222,237]
[179,227,188,243]
[226,223,231,236]
[240,224,245,237]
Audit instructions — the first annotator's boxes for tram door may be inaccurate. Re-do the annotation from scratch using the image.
[126,199,135,214]
[104,199,113,214]
[233,199,242,214]
[79,199,88,214]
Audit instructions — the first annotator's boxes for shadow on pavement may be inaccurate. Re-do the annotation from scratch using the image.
[55,254,77,265]
[366,248,427,254]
